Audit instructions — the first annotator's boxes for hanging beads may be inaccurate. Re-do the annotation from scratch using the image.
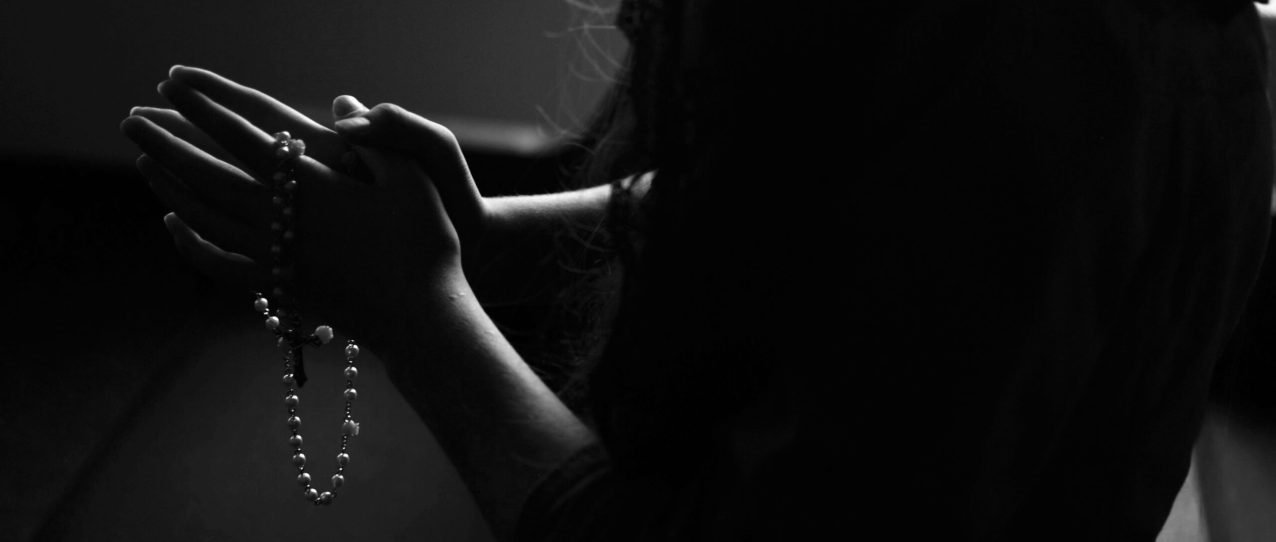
[255,131,363,506]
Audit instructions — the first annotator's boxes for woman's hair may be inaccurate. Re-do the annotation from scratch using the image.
[558,0,877,476]
[561,0,813,475]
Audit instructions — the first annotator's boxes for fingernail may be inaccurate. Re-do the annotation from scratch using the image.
[334,116,371,132]
[169,64,185,77]
[129,106,142,116]
[332,95,366,119]
[162,212,181,233]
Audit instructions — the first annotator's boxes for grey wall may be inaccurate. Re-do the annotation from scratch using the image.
[0,0,625,164]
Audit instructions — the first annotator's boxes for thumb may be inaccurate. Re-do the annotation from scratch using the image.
[331,95,374,182]
[334,103,456,160]
[332,95,369,122]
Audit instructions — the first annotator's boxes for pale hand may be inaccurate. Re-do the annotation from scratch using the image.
[121,66,463,339]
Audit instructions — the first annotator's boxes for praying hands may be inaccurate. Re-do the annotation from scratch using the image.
[121,66,467,341]
[121,65,605,538]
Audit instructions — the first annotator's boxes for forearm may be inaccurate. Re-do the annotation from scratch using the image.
[483,172,651,245]
[484,183,614,242]
[380,175,651,537]
[367,265,596,540]
[468,173,651,303]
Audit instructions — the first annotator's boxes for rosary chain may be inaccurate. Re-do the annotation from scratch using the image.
[255,131,362,506]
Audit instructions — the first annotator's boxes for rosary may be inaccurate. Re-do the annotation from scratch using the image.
[254,131,361,505]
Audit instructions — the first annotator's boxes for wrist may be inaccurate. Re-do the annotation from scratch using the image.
[461,196,496,275]
[355,262,471,360]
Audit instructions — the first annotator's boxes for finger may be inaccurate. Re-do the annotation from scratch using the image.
[332,95,370,121]
[153,80,351,192]
[121,115,269,225]
[168,65,347,164]
[169,65,328,135]
[334,103,483,234]
[332,96,372,181]
[128,106,239,166]
[158,78,283,175]
[162,212,262,288]
[138,154,267,262]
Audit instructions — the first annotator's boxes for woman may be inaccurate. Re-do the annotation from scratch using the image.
[122,0,1272,539]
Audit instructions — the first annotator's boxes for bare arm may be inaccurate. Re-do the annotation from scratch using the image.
[329,99,645,248]
[482,172,651,250]
[363,264,598,540]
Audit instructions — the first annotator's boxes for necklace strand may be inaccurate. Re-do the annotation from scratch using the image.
[255,131,361,506]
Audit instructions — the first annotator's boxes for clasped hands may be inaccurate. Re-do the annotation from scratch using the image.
[121,66,485,339]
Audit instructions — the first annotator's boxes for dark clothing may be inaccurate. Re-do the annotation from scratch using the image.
[520,1,1273,540]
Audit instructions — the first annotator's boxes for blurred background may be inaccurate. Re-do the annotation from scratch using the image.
[1,1,622,540]
[0,0,623,163]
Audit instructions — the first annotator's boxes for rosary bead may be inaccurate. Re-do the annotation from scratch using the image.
[257,132,366,506]
[341,420,360,437]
